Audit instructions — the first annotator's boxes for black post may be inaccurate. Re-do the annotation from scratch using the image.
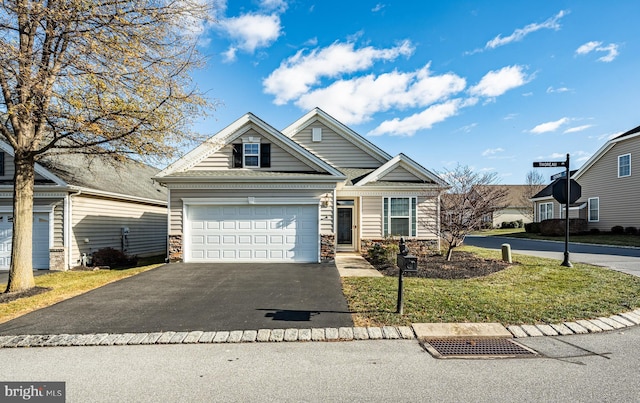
[397,238,406,314]
[561,153,572,267]
[397,265,404,314]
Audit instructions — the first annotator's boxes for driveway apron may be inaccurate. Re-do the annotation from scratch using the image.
[0,262,353,335]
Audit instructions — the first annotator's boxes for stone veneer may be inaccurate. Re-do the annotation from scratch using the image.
[360,238,439,259]
[168,235,183,262]
[321,234,336,262]
[49,247,67,271]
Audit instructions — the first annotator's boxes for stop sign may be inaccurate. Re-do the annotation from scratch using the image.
[552,179,582,204]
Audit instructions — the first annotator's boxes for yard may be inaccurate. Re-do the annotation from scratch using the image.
[475,228,640,248]
[342,246,640,327]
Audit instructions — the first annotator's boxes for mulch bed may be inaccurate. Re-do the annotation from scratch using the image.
[0,287,52,304]
[370,251,512,279]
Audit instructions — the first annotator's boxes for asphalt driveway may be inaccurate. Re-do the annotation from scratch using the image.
[0,262,354,336]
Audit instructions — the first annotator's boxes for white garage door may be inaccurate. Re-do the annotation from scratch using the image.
[0,213,50,270]
[186,204,319,263]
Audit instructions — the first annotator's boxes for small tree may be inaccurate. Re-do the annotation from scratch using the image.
[437,165,509,261]
[518,170,546,221]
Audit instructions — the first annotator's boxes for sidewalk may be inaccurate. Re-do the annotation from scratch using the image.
[335,253,382,277]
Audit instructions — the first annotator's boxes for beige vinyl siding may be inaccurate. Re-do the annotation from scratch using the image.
[380,166,421,182]
[190,133,317,173]
[0,153,49,182]
[493,208,533,227]
[320,191,333,234]
[71,195,167,265]
[292,122,382,168]
[169,188,329,235]
[576,137,640,230]
[52,202,64,247]
[359,194,438,239]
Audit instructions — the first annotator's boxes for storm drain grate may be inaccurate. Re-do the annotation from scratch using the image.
[422,338,538,359]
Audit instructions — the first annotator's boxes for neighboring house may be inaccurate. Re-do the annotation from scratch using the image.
[155,108,449,263]
[531,171,584,222]
[571,124,640,231]
[0,141,168,271]
[489,185,542,227]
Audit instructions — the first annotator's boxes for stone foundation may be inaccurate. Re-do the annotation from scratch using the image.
[361,238,439,259]
[321,234,336,262]
[49,247,67,271]
[168,235,183,262]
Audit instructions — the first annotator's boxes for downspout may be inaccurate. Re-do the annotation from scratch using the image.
[65,189,82,270]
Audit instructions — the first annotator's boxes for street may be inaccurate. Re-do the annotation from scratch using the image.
[1,326,639,402]
[465,235,640,276]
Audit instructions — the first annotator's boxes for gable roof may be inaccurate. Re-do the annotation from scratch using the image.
[530,171,578,201]
[0,140,166,202]
[156,112,345,180]
[354,153,448,187]
[573,124,640,180]
[477,185,543,207]
[281,108,391,165]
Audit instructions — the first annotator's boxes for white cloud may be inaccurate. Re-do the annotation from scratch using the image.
[469,65,529,98]
[484,10,567,50]
[219,13,282,53]
[564,124,593,134]
[372,3,385,12]
[368,98,475,136]
[547,86,570,93]
[575,41,619,62]
[294,63,466,124]
[530,117,569,134]
[503,113,518,120]
[457,123,478,133]
[222,46,238,63]
[263,40,415,105]
[482,147,504,157]
[260,0,288,13]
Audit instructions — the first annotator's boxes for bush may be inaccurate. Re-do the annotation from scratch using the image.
[525,222,541,233]
[611,226,625,234]
[540,219,588,236]
[367,243,398,265]
[625,227,638,235]
[91,247,138,269]
[500,220,523,229]
[589,228,600,235]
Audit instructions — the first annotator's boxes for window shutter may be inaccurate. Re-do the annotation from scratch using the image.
[260,143,271,168]
[383,198,389,236]
[232,144,243,168]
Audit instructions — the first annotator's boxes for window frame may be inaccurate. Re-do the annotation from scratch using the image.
[618,153,631,178]
[383,197,417,237]
[243,143,260,168]
[588,197,599,222]
[539,202,553,221]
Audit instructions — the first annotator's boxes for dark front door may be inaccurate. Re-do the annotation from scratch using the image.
[337,207,353,246]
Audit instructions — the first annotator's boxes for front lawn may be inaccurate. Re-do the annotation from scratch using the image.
[0,264,160,324]
[342,246,640,327]
[475,228,640,247]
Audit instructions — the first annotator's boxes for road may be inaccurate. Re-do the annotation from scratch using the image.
[465,235,640,277]
[1,327,639,402]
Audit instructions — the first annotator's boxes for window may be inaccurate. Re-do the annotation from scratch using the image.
[618,154,631,177]
[539,202,553,221]
[588,197,599,222]
[243,143,259,167]
[383,197,417,237]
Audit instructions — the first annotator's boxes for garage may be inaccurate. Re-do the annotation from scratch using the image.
[185,202,319,263]
[0,212,50,270]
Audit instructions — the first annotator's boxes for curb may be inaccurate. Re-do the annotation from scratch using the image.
[0,325,416,349]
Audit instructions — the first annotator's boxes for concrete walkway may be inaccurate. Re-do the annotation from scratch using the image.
[335,253,383,277]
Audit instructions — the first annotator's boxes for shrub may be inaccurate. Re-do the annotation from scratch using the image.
[540,219,588,236]
[611,226,625,234]
[91,247,138,269]
[589,228,600,235]
[525,222,541,233]
[625,226,638,235]
[367,243,398,265]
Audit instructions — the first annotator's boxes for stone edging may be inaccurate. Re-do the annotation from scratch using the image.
[0,326,416,349]
[506,309,640,338]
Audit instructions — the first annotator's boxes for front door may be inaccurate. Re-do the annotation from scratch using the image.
[337,200,355,251]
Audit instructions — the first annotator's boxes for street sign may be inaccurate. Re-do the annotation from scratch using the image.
[533,161,567,168]
[551,171,566,181]
[552,179,582,204]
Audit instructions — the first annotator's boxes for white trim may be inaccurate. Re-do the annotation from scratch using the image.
[588,197,600,222]
[356,154,448,187]
[166,183,337,190]
[539,202,554,221]
[618,153,631,178]
[574,129,640,180]
[0,191,67,198]
[382,196,417,238]
[242,142,260,168]
[182,197,320,206]
[67,186,167,206]
[0,140,68,187]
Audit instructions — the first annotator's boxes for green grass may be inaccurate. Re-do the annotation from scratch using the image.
[342,246,640,327]
[474,228,640,247]
[0,264,161,324]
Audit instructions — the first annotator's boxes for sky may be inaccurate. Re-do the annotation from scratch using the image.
[185,0,640,184]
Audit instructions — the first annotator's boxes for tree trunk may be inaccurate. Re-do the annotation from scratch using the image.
[445,245,455,261]
[5,152,36,293]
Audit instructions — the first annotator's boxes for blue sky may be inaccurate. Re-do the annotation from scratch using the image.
[186,0,640,184]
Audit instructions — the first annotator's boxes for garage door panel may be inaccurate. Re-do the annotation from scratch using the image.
[186,204,318,263]
[0,213,49,270]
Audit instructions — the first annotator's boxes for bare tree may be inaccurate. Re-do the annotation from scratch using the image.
[435,165,509,261]
[1,0,214,292]
[518,170,546,221]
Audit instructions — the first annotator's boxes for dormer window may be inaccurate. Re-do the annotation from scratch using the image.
[244,143,260,167]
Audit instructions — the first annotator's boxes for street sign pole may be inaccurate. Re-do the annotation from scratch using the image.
[561,153,572,267]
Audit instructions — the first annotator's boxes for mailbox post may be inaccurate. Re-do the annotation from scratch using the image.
[396,238,418,315]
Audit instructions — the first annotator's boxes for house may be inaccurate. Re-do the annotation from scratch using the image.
[0,141,168,271]
[155,108,449,263]
[488,185,542,228]
[530,171,583,223]
[571,124,640,231]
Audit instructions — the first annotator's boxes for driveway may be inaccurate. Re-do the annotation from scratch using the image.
[465,235,640,276]
[0,262,353,336]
